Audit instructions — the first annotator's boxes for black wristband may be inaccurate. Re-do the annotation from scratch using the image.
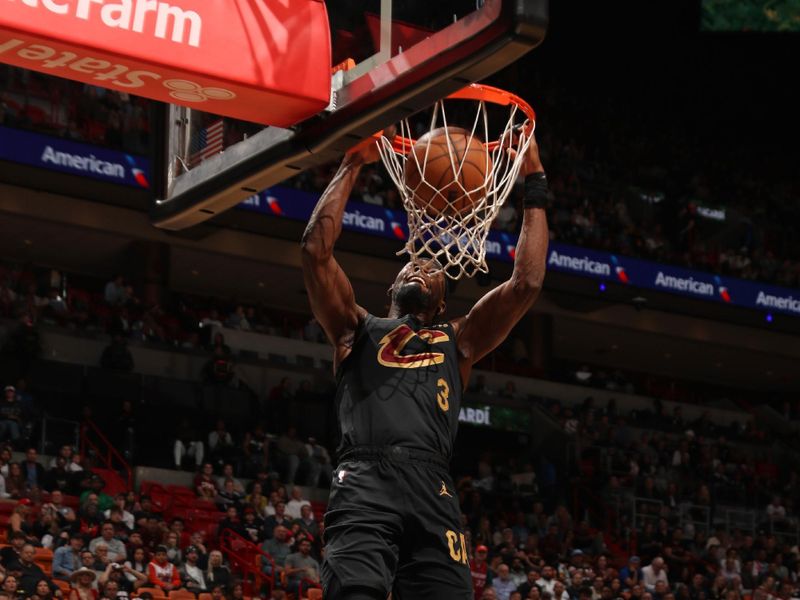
[524,172,548,209]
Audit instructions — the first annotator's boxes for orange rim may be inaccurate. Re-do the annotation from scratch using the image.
[376,83,536,154]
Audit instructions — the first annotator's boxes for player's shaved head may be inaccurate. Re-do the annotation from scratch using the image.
[389,258,447,323]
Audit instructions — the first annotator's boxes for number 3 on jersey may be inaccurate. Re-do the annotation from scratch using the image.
[436,378,449,412]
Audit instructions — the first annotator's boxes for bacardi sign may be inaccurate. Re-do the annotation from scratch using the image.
[0,0,331,126]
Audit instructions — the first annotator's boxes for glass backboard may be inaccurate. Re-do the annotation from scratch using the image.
[152,0,548,230]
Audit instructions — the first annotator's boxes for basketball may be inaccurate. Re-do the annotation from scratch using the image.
[402,126,492,217]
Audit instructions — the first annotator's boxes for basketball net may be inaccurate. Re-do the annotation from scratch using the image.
[377,85,534,280]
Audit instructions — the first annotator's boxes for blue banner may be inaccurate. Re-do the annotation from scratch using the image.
[239,186,800,318]
[0,126,151,189]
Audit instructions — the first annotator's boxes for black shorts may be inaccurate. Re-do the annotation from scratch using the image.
[322,446,472,600]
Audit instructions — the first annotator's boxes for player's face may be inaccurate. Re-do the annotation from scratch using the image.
[391,259,446,319]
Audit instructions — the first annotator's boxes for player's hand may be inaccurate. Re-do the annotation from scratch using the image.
[520,133,544,176]
[346,126,396,165]
[503,125,544,177]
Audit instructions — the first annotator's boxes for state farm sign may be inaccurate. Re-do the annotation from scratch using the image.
[0,0,331,126]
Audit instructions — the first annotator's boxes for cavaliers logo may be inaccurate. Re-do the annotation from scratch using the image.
[377,324,449,369]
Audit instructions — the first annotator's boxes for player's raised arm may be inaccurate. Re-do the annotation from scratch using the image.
[300,141,379,366]
[451,135,549,380]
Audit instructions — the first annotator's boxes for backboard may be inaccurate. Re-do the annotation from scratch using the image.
[151,0,549,231]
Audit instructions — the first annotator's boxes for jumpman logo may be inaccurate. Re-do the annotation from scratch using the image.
[438,481,453,497]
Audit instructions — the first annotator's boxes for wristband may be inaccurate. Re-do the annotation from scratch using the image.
[524,172,548,209]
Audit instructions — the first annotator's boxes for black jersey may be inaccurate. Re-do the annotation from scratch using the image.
[335,313,463,458]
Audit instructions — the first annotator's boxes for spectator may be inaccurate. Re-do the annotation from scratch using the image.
[80,477,114,512]
[215,480,244,512]
[68,568,97,600]
[104,276,129,307]
[162,532,182,567]
[642,557,669,592]
[5,463,26,498]
[48,490,76,522]
[217,506,245,539]
[516,571,539,599]
[285,486,311,521]
[53,533,85,581]
[91,544,113,574]
[208,585,226,600]
[97,563,144,600]
[275,427,309,485]
[471,545,494,600]
[0,531,27,568]
[104,495,134,531]
[292,504,319,541]
[45,457,77,494]
[0,575,22,600]
[305,437,332,489]
[0,385,24,445]
[509,557,529,589]
[494,564,518,600]
[22,447,45,492]
[79,551,103,585]
[10,543,60,598]
[215,464,244,495]
[122,548,148,585]
[146,546,181,594]
[179,546,206,594]
[9,500,36,542]
[193,463,217,500]
[30,579,56,600]
[203,334,234,384]
[207,420,236,468]
[244,482,268,516]
[620,556,643,589]
[225,305,250,330]
[536,565,558,595]
[284,537,320,596]
[203,551,230,592]
[241,424,270,478]
[69,453,84,473]
[32,504,63,549]
[765,496,786,524]
[261,526,292,581]
[241,508,265,545]
[0,445,11,477]
[174,419,204,471]
[200,310,223,331]
[263,502,291,538]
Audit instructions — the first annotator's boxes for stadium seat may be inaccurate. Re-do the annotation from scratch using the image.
[135,588,168,600]
[34,547,53,575]
[198,594,212,600]
[55,580,71,595]
[306,589,323,600]
[167,591,196,600]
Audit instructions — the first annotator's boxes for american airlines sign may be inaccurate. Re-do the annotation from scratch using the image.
[0,0,331,126]
[238,185,800,320]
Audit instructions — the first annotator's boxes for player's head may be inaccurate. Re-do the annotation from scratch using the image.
[389,257,446,323]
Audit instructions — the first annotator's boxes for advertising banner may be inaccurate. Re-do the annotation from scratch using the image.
[0,126,151,188]
[0,0,330,126]
[458,402,532,433]
[239,186,800,318]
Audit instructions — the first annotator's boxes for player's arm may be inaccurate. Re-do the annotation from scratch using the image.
[451,135,549,381]
[300,141,379,366]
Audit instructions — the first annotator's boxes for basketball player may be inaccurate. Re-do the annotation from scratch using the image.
[301,132,549,600]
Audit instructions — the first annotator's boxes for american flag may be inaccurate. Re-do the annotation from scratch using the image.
[188,119,224,167]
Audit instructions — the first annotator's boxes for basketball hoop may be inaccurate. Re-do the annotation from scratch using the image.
[377,83,536,280]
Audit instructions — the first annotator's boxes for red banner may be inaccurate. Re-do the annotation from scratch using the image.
[0,0,331,127]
